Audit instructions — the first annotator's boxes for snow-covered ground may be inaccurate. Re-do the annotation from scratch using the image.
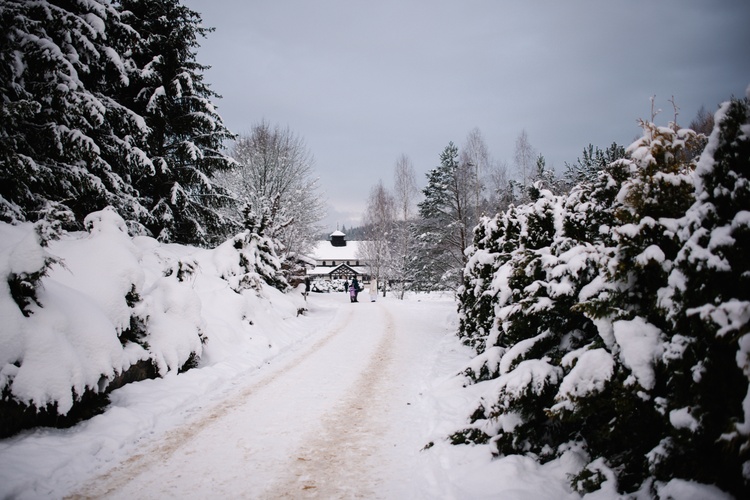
[0,290,592,499]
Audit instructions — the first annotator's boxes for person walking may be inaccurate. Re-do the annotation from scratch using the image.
[351,277,360,302]
[349,282,356,303]
[343,279,349,294]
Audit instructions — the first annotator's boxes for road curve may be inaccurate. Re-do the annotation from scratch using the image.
[69,295,421,499]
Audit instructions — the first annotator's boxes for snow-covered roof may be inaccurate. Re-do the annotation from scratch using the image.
[311,240,362,261]
[330,230,345,237]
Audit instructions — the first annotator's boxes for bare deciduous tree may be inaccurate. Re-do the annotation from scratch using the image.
[392,154,419,298]
[514,129,536,195]
[488,159,512,211]
[393,154,418,222]
[359,181,395,296]
[217,120,325,261]
[460,127,490,219]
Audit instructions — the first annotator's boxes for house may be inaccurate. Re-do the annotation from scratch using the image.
[306,230,370,281]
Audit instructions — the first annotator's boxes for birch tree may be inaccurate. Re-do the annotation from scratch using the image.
[514,129,536,199]
[460,127,490,220]
[392,154,418,298]
[359,181,395,295]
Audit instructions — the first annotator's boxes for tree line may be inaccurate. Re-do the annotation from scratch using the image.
[357,103,714,296]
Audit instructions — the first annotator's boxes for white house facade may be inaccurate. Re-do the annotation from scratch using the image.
[306,230,370,281]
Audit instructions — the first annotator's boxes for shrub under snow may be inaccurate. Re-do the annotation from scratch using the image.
[0,207,300,436]
[455,91,750,498]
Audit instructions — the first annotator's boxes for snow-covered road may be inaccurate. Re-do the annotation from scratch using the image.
[63,293,459,499]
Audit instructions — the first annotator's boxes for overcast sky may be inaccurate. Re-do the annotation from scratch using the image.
[182,0,749,230]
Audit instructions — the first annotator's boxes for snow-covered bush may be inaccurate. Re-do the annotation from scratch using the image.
[651,94,750,495]
[0,207,299,437]
[308,279,352,293]
[455,92,750,498]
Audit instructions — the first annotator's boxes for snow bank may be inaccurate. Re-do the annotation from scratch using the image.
[0,208,305,421]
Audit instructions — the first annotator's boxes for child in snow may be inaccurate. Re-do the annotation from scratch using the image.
[349,283,356,303]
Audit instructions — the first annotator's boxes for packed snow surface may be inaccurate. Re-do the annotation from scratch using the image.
[1,294,734,499]
[2,290,593,499]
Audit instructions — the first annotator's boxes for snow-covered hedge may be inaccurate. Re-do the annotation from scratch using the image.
[456,92,750,498]
[0,208,300,437]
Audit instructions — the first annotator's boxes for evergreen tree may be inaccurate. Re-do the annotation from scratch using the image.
[654,95,750,497]
[120,0,237,246]
[454,105,750,495]
[415,142,474,290]
[0,0,150,228]
[566,119,701,492]
[0,0,236,246]
[226,203,289,293]
[562,143,626,192]
[458,212,518,353]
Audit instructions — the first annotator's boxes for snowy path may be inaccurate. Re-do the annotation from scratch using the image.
[66,293,458,499]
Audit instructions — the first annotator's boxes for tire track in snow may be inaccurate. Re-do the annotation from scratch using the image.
[68,305,356,499]
[263,301,396,499]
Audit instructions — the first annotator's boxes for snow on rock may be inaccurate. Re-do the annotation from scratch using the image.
[612,317,663,390]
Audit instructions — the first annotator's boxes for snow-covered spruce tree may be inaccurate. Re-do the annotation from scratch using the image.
[455,117,715,494]
[415,142,474,290]
[0,0,150,229]
[458,208,521,354]
[562,143,626,192]
[226,203,288,293]
[653,95,750,497]
[119,0,237,246]
[457,158,627,364]
[563,119,702,493]
[455,185,615,459]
